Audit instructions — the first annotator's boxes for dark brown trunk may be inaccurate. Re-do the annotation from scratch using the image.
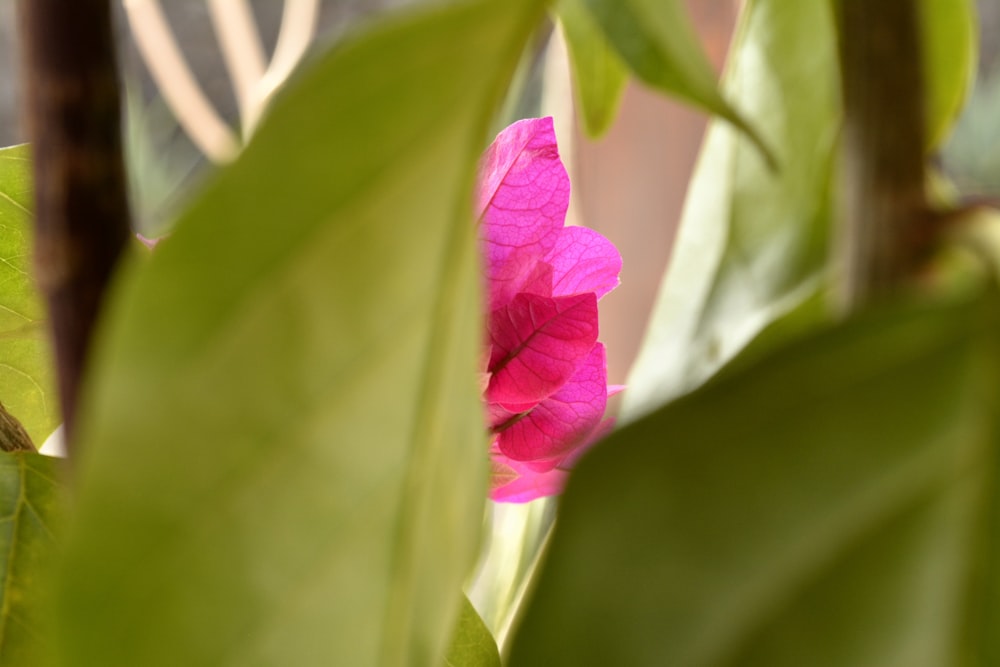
[17,0,132,451]
[836,0,932,308]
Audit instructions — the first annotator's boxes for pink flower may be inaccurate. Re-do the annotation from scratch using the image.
[477,117,622,503]
[136,233,163,249]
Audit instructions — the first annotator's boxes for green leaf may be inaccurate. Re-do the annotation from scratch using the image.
[444,597,501,667]
[623,0,838,418]
[466,499,555,653]
[556,0,629,138]
[580,0,773,164]
[0,452,64,666]
[0,145,57,445]
[920,0,977,149]
[53,1,544,665]
[510,287,1000,666]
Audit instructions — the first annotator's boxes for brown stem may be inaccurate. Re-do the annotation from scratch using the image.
[17,0,132,451]
[835,0,933,309]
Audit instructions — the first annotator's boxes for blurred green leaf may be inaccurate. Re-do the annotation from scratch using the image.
[511,287,1000,666]
[580,0,772,163]
[123,91,206,237]
[623,0,838,418]
[444,597,501,667]
[0,452,64,666]
[556,0,628,137]
[53,1,544,665]
[707,280,830,382]
[466,499,555,652]
[942,70,1000,196]
[0,145,57,445]
[920,0,977,149]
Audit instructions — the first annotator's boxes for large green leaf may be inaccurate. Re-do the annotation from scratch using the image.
[53,1,545,665]
[0,145,57,445]
[443,597,501,667]
[920,0,977,149]
[623,0,839,418]
[0,452,63,666]
[510,286,1000,665]
[556,0,628,138]
[580,0,771,161]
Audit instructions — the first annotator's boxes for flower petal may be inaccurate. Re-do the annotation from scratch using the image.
[489,453,569,503]
[545,225,622,299]
[487,260,554,310]
[489,413,616,503]
[487,292,598,406]
[477,117,570,310]
[496,343,608,467]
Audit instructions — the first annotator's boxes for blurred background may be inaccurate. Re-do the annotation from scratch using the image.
[0,0,998,389]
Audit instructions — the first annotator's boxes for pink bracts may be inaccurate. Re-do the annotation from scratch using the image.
[477,117,622,503]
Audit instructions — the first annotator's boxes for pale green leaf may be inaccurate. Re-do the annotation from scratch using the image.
[581,0,773,163]
[0,145,57,445]
[623,0,839,418]
[511,287,1000,665]
[920,0,977,149]
[53,1,545,665]
[556,0,628,137]
[443,597,501,667]
[0,452,64,666]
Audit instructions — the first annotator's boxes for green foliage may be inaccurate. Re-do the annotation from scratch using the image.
[623,0,839,418]
[52,1,544,665]
[0,0,985,664]
[555,0,628,138]
[920,0,977,149]
[511,286,1000,666]
[943,68,1000,196]
[443,597,501,667]
[0,145,57,445]
[466,499,555,655]
[623,0,977,420]
[0,452,63,666]
[577,0,772,163]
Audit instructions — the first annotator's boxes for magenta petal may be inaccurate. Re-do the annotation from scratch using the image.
[545,226,622,299]
[490,453,570,503]
[488,402,523,432]
[477,117,570,310]
[489,414,616,503]
[518,261,554,298]
[136,232,163,249]
[487,261,555,316]
[487,292,599,406]
[496,343,608,468]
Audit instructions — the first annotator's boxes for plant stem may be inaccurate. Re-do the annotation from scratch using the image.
[835,0,933,309]
[207,0,267,138]
[17,0,132,451]
[252,0,320,135]
[123,0,240,163]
